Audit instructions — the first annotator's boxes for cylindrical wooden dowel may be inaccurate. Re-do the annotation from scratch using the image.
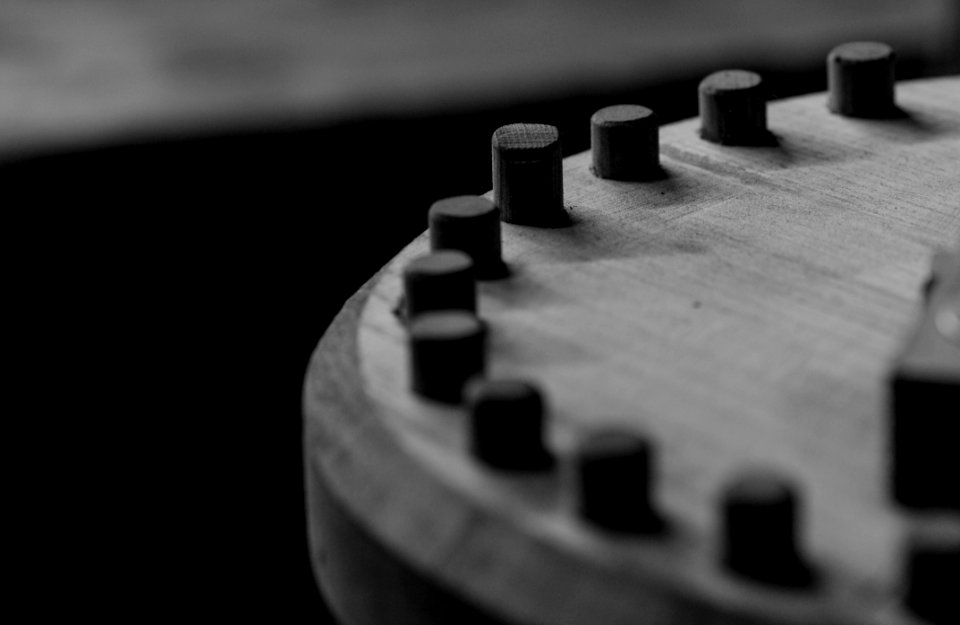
[698,70,768,145]
[576,430,664,534]
[827,41,896,118]
[890,374,960,511]
[408,311,485,404]
[720,468,813,588]
[492,123,566,226]
[903,522,960,624]
[428,196,506,280]
[466,379,553,472]
[402,250,476,320]
[590,105,661,181]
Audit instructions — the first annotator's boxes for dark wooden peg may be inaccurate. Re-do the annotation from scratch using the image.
[576,430,664,534]
[402,250,476,320]
[466,379,554,472]
[408,311,485,404]
[827,42,897,118]
[698,70,769,146]
[590,105,661,181]
[890,249,960,511]
[492,123,566,226]
[428,196,507,280]
[720,468,814,587]
[903,522,960,624]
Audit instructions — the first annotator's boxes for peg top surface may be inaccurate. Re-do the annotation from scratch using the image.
[724,469,795,504]
[468,378,542,405]
[591,105,656,127]
[405,250,473,276]
[408,310,482,339]
[492,123,560,152]
[429,196,498,219]
[698,70,763,94]
[829,41,895,63]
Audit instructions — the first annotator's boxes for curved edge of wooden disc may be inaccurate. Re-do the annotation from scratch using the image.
[303,278,520,625]
[303,281,840,625]
[304,78,960,625]
[303,281,737,625]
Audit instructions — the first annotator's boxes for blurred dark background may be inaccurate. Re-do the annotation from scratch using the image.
[2,0,957,622]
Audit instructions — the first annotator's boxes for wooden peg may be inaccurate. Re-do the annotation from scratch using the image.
[466,379,554,472]
[698,70,769,146]
[827,42,897,118]
[890,249,960,511]
[428,196,507,280]
[590,105,661,181]
[576,430,665,534]
[492,124,566,226]
[720,468,814,587]
[402,250,476,320]
[408,311,485,404]
[903,521,960,624]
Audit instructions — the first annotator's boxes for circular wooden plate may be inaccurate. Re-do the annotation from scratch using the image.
[304,76,960,625]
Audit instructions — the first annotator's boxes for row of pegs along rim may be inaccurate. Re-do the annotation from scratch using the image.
[397,40,956,623]
[487,42,899,227]
[403,39,904,416]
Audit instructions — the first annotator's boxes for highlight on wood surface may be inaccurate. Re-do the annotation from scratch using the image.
[305,58,960,625]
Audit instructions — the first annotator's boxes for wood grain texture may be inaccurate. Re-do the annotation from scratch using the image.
[305,77,960,625]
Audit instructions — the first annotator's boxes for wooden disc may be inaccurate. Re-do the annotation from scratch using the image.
[305,77,960,625]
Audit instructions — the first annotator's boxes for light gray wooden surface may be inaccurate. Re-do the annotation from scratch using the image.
[1,0,957,162]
